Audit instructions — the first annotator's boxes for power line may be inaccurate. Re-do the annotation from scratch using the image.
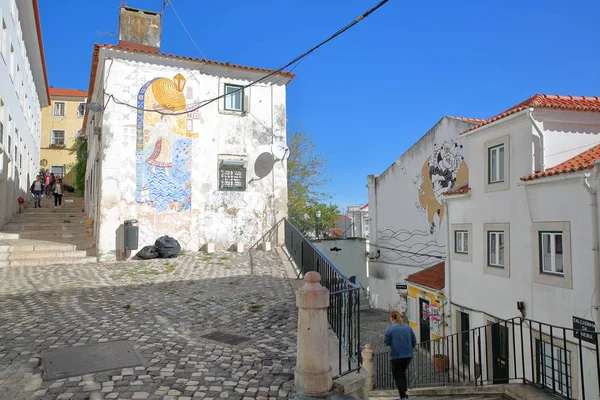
[105,0,390,116]
[167,0,209,60]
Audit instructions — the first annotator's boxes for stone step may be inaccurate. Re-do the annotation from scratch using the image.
[0,256,98,267]
[0,250,88,261]
[18,210,86,215]
[0,240,77,252]
[0,233,19,239]
[14,232,93,240]
[2,225,89,232]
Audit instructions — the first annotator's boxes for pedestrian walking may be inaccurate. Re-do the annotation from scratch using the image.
[52,178,64,209]
[384,311,417,400]
[30,175,44,209]
[44,174,51,198]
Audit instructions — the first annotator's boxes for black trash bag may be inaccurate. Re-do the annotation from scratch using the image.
[136,245,160,259]
[155,235,181,258]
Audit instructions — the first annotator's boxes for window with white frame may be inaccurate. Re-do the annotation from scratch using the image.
[536,340,572,397]
[77,102,85,118]
[407,296,416,323]
[488,231,505,267]
[488,144,505,183]
[53,102,65,117]
[540,232,564,275]
[224,84,243,111]
[455,230,469,254]
[51,130,65,146]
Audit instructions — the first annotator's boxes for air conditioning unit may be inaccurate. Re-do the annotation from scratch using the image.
[93,127,102,135]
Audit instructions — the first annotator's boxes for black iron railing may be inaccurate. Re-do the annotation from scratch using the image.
[284,219,361,378]
[372,317,600,400]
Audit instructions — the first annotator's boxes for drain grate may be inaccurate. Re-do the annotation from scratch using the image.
[201,331,250,345]
[42,340,144,380]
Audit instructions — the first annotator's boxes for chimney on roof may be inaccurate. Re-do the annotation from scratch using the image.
[118,6,161,51]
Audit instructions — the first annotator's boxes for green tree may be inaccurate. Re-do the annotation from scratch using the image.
[287,125,339,237]
[70,135,87,195]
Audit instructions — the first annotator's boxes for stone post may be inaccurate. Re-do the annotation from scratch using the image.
[295,271,332,397]
[361,344,374,391]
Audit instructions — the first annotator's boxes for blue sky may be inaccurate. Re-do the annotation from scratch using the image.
[39,0,600,210]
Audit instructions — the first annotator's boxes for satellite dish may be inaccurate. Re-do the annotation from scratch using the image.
[254,152,275,179]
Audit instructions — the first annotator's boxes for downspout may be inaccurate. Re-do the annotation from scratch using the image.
[442,198,451,337]
[528,108,545,172]
[583,171,600,330]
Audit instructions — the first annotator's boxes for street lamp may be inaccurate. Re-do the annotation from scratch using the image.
[315,210,321,240]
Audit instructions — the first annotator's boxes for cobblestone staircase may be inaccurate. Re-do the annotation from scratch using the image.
[0,196,97,267]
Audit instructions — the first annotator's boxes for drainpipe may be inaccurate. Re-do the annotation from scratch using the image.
[528,108,545,172]
[583,171,600,329]
[442,199,451,337]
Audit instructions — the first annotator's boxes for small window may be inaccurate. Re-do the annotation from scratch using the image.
[488,231,505,267]
[7,134,11,153]
[51,166,64,176]
[489,144,505,183]
[51,130,65,146]
[224,84,243,111]
[540,232,564,275]
[18,153,21,169]
[0,121,3,145]
[77,102,85,118]
[455,230,469,254]
[53,102,65,117]
[407,296,416,323]
[219,160,246,191]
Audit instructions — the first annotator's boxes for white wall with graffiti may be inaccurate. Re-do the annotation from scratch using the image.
[367,116,478,309]
[85,49,291,261]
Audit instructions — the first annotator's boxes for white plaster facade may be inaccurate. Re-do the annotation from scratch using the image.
[313,238,369,289]
[367,116,477,310]
[443,105,600,399]
[0,0,48,227]
[84,46,291,261]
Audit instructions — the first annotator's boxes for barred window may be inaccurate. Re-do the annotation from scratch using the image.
[219,160,246,191]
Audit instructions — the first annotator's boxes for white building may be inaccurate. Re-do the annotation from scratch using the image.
[83,7,293,261]
[346,204,369,239]
[442,94,600,399]
[367,116,481,309]
[0,0,49,226]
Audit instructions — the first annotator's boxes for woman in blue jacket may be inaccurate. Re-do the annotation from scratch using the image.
[384,311,417,400]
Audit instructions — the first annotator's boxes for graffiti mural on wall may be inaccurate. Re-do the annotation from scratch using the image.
[135,73,199,212]
[413,139,468,235]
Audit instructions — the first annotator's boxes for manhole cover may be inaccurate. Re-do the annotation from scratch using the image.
[201,331,249,345]
[42,340,144,380]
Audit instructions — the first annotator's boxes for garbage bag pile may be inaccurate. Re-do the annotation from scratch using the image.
[135,235,181,259]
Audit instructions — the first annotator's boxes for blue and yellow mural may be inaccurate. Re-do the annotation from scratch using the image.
[135,73,198,212]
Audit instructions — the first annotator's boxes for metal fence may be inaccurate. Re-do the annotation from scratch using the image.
[284,219,361,378]
[372,317,600,400]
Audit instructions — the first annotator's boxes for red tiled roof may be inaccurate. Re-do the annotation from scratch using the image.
[521,143,600,181]
[82,43,296,130]
[405,262,445,291]
[448,116,486,124]
[462,94,600,135]
[442,183,470,196]
[33,0,50,105]
[49,88,87,97]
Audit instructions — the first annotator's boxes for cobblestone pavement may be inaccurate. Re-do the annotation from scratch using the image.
[359,309,390,353]
[0,251,297,400]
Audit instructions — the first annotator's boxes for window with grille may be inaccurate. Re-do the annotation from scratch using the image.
[51,130,65,146]
[219,160,246,191]
[536,340,572,397]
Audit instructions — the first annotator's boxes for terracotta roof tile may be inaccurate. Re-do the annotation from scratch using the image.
[462,94,600,135]
[442,183,470,196]
[49,88,87,97]
[405,262,445,291]
[447,116,486,124]
[521,143,600,181]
